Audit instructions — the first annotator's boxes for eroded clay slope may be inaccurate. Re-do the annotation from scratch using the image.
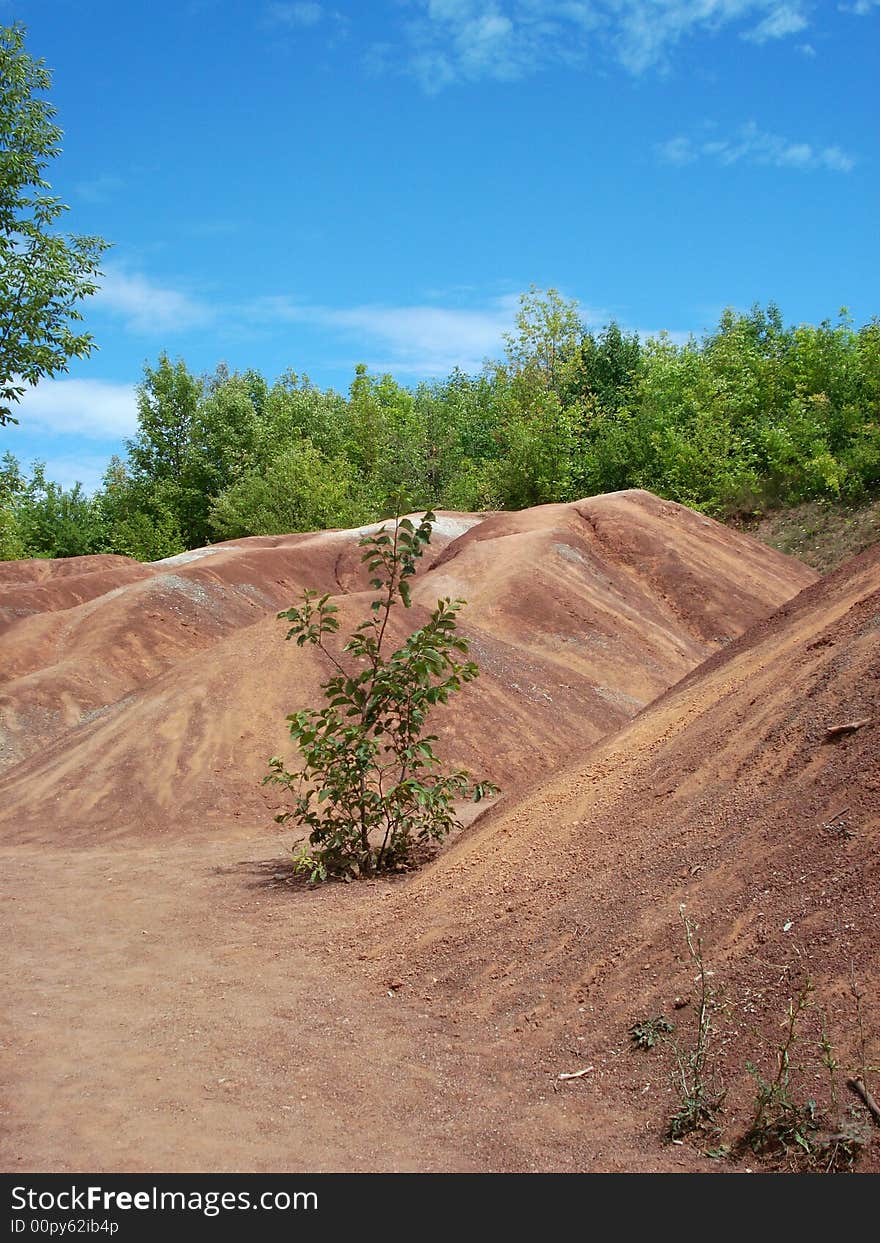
[0,491,815,841]
[0,554,155,630]
[374,542,879,1154]
[0,515,480,773]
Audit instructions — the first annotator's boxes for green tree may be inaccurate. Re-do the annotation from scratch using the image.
[209,438,363,539]
[570,321,642,413]
[503,286,583,397]
[96,456,183,562]
[266,511,497,881]
[0,23,109,427]
[260,370,349,464]
[127,352,202,484]
[186,368,262,543]
[10,459,105,557]
[126,352,203,543]
[0,450,25,557]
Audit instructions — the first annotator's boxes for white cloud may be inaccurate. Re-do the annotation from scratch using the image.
[267,2,324,26]
[656,122,856,173]
[252,293,523,374]
[75,173,125,204]
[14,379,139,439]
[96,268,213,334]
[839,1,880,14]
[398,1,813,87]
[742,3,808,42]
[655,135,697,165]
[247,290,615,375]
[406,0,593,87]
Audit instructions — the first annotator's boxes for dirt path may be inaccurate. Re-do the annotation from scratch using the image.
[0,829,702,1173]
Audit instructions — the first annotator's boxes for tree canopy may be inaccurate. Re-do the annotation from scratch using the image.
[0,22,109,427]
[1,291,878,563]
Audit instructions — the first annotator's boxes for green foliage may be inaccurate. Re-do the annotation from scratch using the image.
[503,285,583,398]
[259,370,349,464]
[0,23,109,426]
[0,453,105,558]
[210,438,363,539]
[568,321,642,413]
[125,352,204,544]
[97,456,184,561]
[15,462,105,557]
[629,1015,675,1051]
[4,288,880,566]
[265,510,498,880]
[0,451,25,558]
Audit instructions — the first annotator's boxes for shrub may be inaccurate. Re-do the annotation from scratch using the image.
[266,510,497,881]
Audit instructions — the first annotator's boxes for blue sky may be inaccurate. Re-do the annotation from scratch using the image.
[5,0,879,490]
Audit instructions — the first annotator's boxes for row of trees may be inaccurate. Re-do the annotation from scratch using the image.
[2,290,879,562]
[1,23,878,563]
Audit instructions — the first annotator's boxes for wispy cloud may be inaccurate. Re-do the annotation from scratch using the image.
[96,268,213,334]
[395,2,814,89]
[75,173,125,204]
[246,290,616,374]
[656,122,856,172]
[249,293,523,374]
[14,379,139,440]
[742,3,808,43]
[839,1,880,14]
[267,2,324,27]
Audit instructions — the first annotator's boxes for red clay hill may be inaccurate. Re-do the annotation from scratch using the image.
[0,490,813,838]
[374,540,879,1168]
[3,490,876,1173]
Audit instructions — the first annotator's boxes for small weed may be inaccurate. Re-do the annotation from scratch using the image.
[290,842,329,886]
[743,976,816,1159]
[633,922,875,1169]
[629,1016,674,1050]
[740,975,871,1171]
[665,906,726,1142]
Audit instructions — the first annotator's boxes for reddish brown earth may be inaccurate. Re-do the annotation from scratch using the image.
[0,554,154,631]
[3,490,876,1172]
[0,492,812,831]
[0,515,479,777]
[373,541,880,1171]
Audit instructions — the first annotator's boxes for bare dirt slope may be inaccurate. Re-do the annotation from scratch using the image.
[0,554,154,631]
[5,491,869,1173]
[374,543,880,1166]
[0,491,813,836]
[0,515,480,776]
